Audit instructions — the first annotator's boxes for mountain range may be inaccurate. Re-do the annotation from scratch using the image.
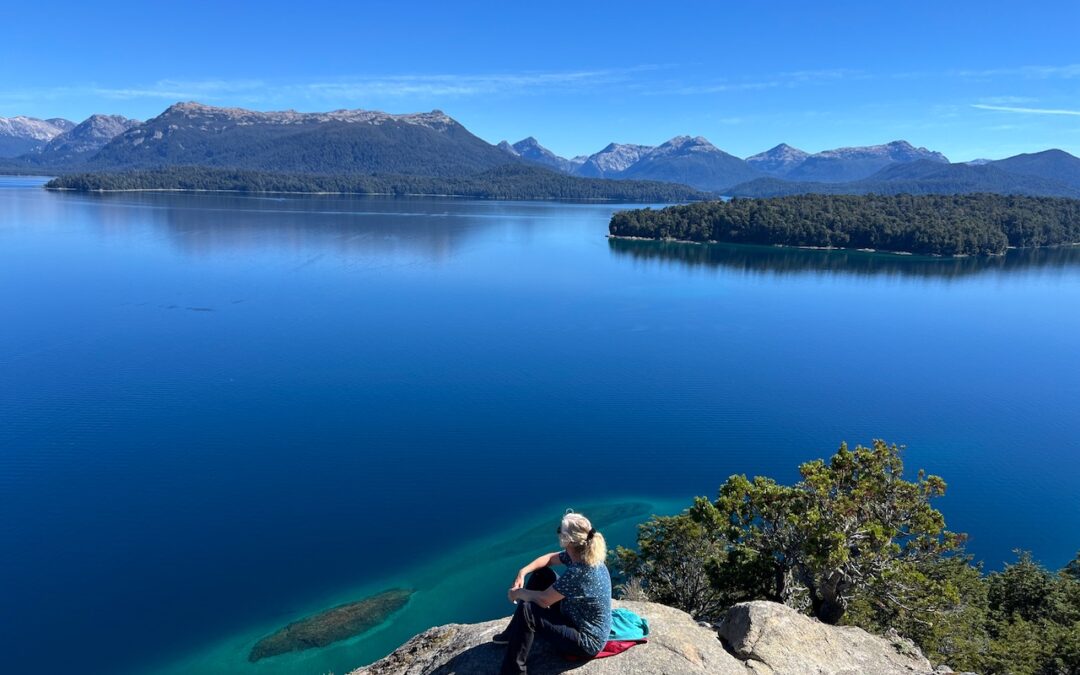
[4,102,1080,201]
[496,135,1080,198]
[499,136,952,188]
[0,116,75,156]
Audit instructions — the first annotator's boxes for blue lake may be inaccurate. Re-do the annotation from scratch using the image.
[2,176,1079,675]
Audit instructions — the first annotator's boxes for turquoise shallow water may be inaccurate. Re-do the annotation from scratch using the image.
[2,177,1079,675]
[149,497,685,675]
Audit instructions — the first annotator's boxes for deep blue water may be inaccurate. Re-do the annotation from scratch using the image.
[2,177,1079,675]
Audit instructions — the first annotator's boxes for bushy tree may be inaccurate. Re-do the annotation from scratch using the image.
[614,440,1080,674]
[613,513,731,619]
[695,440,965,624]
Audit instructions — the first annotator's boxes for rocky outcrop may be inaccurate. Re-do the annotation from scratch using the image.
[349,600,948,675]
[717,601,941,674]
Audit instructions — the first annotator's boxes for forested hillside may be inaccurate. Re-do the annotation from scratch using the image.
[46,164,708,202]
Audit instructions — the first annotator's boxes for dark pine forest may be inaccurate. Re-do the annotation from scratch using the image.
[609,193,1080,256]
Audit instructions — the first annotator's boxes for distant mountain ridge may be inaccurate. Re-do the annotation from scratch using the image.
[745,143,810,176]
[6,101,1080,201]
[783,141,949,183]
[0,116,74,157]
[489,136,970,193]
[577,142,655,178]
[497,137,584,174]
[33,102,705,201]
[504,136,763,190]
[27,114,141,166]
[83,102,514,177]
[728,158,1080,199]
[619,136,763,191]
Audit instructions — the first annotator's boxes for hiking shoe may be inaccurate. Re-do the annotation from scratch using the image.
[492,630,510,644]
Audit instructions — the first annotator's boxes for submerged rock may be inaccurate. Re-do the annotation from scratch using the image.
[250,588,413,662]
[350,599,946,675]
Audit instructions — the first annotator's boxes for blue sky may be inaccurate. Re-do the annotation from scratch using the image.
[4,0,1079,161]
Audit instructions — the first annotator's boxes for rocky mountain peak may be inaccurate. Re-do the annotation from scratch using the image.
[747,143,809,161]
[0,116,69,142]
[815,139,948,163]
[578,142,656,177]
[20,113,141,164]
[745,143,811,176]
[653,135,720,155]
[46,118,77,132]
[500,137,584,173]
[0,115,74,157]
[155,101,457,132]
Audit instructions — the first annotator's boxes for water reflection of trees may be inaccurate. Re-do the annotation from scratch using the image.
[607,237,1080,280]
[58,191,515,262]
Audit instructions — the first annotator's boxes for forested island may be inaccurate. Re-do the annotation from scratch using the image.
[609,193,1080,256]
[44,164,707,202]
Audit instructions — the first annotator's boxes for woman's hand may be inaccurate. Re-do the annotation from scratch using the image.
[511,572,525,590]
[507,587,521,604]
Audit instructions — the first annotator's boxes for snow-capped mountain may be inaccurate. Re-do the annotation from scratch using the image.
[0,116,74,156]
[617,136,763,191]
[497,136,584,174]
[745,143,810,176]
[784,140,949,183]
[575,143,656,178]
[31,114,142,165]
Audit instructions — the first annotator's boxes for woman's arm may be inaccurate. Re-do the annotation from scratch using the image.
[510,585,565,609]
[511,551,563,590]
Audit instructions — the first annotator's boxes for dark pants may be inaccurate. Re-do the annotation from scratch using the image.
[499,567,588,674]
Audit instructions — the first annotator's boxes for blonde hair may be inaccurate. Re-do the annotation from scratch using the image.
[558,512,607,566]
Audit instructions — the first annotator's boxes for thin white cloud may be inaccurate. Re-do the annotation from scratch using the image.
[290,70,626,99]
[91,79,266,100]
[668,81,780,95]
[0,69,652,110]
[972,103,1080,116]
[956,64,1080,79]
[658,68,864,96]
[977,96,1037,105]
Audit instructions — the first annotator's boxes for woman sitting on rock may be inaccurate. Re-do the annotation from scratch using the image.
[497,511,612,674]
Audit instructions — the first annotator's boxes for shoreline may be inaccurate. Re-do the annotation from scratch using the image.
[605,233,1077,259]
[41,185,683,203]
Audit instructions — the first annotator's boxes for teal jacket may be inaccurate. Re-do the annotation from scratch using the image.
[609,608,650,641]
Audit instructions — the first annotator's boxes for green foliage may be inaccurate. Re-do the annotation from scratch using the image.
[614,513,732,618]
[609,193,1080,255]
[614,440,1080,674]
[699,440,964,625]
[44,165,706,202]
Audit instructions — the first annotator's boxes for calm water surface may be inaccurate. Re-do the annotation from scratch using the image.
[2,177,1079,674]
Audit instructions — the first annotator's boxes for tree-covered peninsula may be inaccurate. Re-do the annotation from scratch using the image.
[44,164,707,202]
[609,193,1080,256]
